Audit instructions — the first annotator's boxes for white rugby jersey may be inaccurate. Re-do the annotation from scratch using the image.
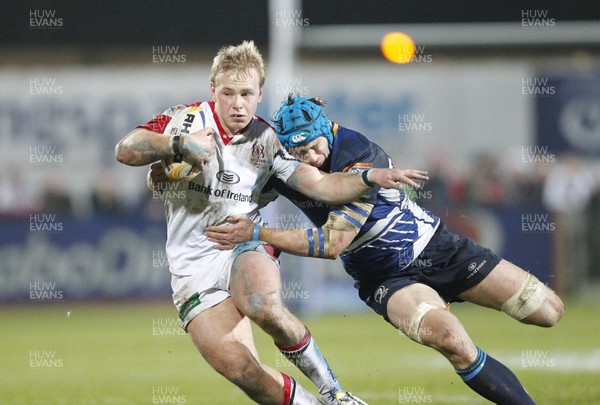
[139,101,300,275]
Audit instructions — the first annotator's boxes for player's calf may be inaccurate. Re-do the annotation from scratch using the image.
[244,295,306,346]
[230,250,306,345]
[408,303,536,404]
[224,355,269,400]
[388,286,535,403]
[208,349,321,404]
[199,340,275,403]
[410,302,478,369]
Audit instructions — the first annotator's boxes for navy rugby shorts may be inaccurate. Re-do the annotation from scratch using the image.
[358,222,501,322]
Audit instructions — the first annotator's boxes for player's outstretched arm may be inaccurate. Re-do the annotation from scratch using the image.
[286,164,428,205]
[370,168,429,189]
[206,201,373,259]
[115,127,215,168]
[206,215,356,259]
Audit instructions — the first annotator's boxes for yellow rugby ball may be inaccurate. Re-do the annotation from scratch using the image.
[162,105,207,181]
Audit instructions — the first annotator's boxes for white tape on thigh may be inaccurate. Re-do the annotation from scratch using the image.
[406,301,447,343]
[501,273,548,320]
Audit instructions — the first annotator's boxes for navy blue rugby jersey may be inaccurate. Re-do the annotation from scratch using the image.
[261,123,440,282]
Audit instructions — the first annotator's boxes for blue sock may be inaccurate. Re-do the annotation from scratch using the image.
[456,347,535,404]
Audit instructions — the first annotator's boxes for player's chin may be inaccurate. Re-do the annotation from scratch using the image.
[229,117,249,127]
[306,159,322,168]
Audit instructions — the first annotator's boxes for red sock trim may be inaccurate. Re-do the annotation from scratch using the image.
[280,372,295,405]
[276,326,312,352]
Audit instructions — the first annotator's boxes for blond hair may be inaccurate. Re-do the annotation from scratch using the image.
[210,40,265,88]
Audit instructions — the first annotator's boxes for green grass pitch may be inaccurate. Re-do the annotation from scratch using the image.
[2,298,599,404]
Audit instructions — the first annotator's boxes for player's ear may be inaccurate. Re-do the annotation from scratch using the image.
[257,87,263,103]
[210,82,217,102]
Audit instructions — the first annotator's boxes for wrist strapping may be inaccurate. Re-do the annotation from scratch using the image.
[172,135,184,163]
[252,224,261,241]
[360,169,376,187]
[306,228,326,258]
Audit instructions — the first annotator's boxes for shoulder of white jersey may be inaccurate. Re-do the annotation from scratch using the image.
[246,115,283,152]
[254,115,277,134]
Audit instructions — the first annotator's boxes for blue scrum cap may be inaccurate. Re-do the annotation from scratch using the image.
[272,95,333,149]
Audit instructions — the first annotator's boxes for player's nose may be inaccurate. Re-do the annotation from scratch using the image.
[232,94,244,109]
[306,150,320,166]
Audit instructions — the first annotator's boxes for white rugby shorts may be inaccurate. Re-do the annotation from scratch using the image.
[171,241,279,330]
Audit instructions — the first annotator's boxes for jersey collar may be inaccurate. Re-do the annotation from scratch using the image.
[208,101,253,145]
[331,122,339,137]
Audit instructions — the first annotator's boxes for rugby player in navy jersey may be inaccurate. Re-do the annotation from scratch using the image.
[205,95,565,404]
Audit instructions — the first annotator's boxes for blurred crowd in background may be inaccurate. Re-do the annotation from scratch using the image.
[2,141,599,298]
[1,149,598,221]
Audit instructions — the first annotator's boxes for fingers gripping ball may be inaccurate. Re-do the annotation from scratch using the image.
[162,106,208,181]
[161,159,199,181]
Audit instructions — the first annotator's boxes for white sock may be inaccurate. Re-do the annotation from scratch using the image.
[278,328,343,399]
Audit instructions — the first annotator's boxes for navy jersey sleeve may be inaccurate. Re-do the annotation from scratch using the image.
[330,125,391,205]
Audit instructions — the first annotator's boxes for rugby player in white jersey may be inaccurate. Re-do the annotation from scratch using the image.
[116,42,424,405]
[205,95,566,404]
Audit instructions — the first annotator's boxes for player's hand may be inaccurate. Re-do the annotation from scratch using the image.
[368,168,429,190]
[182,127,216,171]
[205,215,255,250]
[147,161,170,192]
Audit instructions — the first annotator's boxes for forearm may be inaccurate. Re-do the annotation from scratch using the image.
[315,172,371,205]
[205,211,359,258]
[115,128,174,166]
[258,226,337,259]
[288,164,372,205]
